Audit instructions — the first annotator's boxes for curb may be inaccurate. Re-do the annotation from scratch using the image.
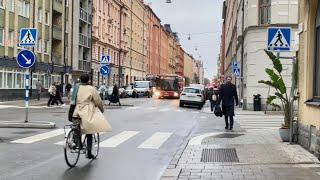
[0,121,56,129]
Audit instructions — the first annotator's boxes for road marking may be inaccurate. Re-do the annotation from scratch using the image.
[146,107,157,110]
[55,132,106,146]
[11,129,65,144]
[126,107,140,110]
[175,109,186,112]
[138,132,172,149]
[100,131,140,147]
[192,111,200,114]
[188,132,224,146]
[159,108,170,112]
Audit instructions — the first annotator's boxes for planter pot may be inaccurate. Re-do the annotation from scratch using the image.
[279,128,290,142]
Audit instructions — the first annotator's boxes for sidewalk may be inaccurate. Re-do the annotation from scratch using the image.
[162,105,320,180]
[0,97,70,107]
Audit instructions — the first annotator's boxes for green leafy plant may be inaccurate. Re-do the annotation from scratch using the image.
[258,50,298,128]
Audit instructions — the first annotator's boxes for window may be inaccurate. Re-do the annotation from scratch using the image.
[8,0,14,12]
[259,0,271,25]
[0,0,3,9]
[37,38,42,52]
[44,40,49,54]
[38,8,43,23]
[8,30,14,47]
[19,0,30,18]
[45,12,50,25]
[66,0,69,7]
[7,72,13,89]
[315,5,320,97]
[0,28,4,46]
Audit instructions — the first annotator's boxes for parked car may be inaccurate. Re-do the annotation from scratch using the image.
[119,87,128,98]
[179,87,205,109]
[125,84,135,97]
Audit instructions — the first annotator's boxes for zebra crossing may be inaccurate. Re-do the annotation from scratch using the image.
[10,129,174,150]
[124,106,200,114]
[236,115,283,130]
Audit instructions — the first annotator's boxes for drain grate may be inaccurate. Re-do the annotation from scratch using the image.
[214,133,244,138]
[201,148,239,162]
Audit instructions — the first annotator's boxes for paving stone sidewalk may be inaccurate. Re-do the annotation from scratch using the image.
[161,109,320,180]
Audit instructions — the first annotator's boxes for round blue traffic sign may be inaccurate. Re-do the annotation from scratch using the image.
[16,50,37,68]
[100,66,110,77]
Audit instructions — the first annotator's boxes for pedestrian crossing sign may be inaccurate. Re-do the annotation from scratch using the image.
[19,28,38,47]
[233,67,240,77]
[267,27,291,51]
[101,55,111,64]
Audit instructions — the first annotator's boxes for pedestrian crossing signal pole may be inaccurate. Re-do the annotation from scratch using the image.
[25,68,30,123]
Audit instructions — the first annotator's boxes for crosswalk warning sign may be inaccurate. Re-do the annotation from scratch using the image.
[233,67,240,77]
[19,28,38,47]
[101,55,111,64]
[267,27,291,51]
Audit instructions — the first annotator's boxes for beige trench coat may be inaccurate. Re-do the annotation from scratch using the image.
[73,85,112,134]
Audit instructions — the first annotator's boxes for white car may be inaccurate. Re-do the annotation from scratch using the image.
[179,87,205,109]
[125,85,134,97]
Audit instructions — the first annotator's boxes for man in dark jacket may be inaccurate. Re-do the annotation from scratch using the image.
[219,76,239,130]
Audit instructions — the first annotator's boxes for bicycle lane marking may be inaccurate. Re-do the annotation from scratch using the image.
[11,129,65,144]
[99,131,140,148]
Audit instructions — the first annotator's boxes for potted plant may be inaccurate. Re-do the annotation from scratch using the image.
[258,50,298,142]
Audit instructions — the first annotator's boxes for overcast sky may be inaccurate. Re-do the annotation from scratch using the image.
[144,0,223,79]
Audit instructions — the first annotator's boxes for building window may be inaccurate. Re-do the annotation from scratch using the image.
[38,8,43,23]
[259,0,270,25]
[315,5,320,97]
[8,30,14,47]
[0,0,3,9]
[8,0,14,12]
[0,28,4,46]
[19,0,30,18]
[44,40,49,54]
[45,12,50,25]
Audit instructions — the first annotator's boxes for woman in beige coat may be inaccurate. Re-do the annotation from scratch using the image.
[72,74,112,159]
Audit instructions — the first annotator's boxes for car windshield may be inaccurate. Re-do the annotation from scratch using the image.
[134,82,149,88]
[184,88,200,94]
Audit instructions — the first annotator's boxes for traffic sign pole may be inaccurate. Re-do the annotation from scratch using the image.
[25,68,30,123]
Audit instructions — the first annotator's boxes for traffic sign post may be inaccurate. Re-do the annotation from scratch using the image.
[101,55,111,64]
[267,27,291,52]
[100,65,110,77]
[17,27,38,123]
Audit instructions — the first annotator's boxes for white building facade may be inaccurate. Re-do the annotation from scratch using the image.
[235,0,298,110]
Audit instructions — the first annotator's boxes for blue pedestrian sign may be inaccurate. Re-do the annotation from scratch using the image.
[101,55,111,64]
[232,60,238,69]
[267,27,291,51]
[100,65,110,77]
[19,28,38,47]
[233,67,240,77]
[16,50,37,68]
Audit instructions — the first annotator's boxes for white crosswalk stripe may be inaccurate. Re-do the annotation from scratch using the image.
[138,132,172,149]
[236,116,283,130]
[100,131,140,147]
[11,129,65,144]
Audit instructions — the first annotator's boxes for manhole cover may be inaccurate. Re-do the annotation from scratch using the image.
[201,148,239,162]
[214,133,244,138]
[13,131,37,134]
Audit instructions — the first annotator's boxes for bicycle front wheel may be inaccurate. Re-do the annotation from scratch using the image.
[91,133,100,159]
[64,129,81,168]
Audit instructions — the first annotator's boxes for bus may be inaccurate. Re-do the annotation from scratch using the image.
[147,74,185,99]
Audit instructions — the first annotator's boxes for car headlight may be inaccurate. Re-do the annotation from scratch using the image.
[174,92,179,97]
[154,91,160,96]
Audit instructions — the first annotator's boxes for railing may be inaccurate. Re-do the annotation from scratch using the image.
[78,60,91,72]
[79,33,90,47]
[80,8,91,23]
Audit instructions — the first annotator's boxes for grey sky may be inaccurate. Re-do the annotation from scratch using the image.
[145,0,223,79]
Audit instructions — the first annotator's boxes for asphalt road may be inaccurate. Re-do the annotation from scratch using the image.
[0,98,206,180]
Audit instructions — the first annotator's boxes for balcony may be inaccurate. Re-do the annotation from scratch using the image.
[53,0,63,14]
[52,25,62,41]
[79,60,91,72]
[80,8,91,23]
[79,33,90,47]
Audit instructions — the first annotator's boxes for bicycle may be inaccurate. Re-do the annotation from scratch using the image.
[64,119,100,168]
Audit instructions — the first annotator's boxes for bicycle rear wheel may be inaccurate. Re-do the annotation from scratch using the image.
[91,133,100,159]
[64,129,81,168]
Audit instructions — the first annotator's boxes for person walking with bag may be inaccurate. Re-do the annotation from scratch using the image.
[72,74,112,159]
[47,83,57,107]
[208,87,219,112]
[219,76,239,131]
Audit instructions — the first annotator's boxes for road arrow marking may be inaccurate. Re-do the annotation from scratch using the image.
[21,54,32,64]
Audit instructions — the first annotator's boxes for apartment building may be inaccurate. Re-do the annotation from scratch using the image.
[0,0,72,100]
[221,0,298,110]
[92,0,129,87]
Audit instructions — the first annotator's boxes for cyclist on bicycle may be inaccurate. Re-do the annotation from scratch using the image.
[71,74,112,159]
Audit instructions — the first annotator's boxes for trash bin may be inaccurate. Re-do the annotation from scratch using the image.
[253,94,261,111]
